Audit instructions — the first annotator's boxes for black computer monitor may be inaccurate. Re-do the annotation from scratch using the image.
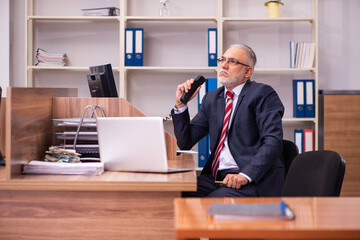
[87,63,118,97]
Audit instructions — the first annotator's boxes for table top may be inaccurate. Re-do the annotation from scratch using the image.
[0,153,197,192]
[175,197,360,239]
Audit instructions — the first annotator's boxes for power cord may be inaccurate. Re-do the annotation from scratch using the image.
[163,112,172,121]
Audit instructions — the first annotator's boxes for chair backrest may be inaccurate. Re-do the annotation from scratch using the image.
[282,150,346,197]
[282,140,299,177]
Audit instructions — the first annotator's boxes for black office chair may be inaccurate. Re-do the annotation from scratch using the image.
[282,140,299,177]
[282,150,346,197]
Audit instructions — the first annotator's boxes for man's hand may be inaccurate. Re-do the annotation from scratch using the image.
[175,78,201,108]
[222,174,249,189]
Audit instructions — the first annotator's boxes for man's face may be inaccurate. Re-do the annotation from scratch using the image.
[218,47,253,89]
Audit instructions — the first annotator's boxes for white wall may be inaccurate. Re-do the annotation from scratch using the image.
[8,0,360,91]
[0,0,10,96]
[9,0,24,89]
[4,0,360,154]
[318,0,360,90]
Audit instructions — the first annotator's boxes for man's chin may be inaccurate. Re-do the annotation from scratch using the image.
[219,76,229,82]
[219,77,238,88]
[219,77,230,86]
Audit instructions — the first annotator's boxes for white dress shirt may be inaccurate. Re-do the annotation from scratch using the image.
[218,84,252,182]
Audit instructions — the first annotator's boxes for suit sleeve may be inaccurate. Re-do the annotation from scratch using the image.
[171,97,210,150]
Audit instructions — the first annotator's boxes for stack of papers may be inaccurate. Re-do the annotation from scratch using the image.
[208,201,295,221]
[35,48,67,67]
[22,160,104,175]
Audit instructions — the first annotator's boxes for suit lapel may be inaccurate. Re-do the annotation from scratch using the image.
[216,87,226,142]
[233,80,251,114]
[229,80,251,132]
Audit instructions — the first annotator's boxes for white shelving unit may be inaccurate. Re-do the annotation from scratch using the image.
[25,0,318,149]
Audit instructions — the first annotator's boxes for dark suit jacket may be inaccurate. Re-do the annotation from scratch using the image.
[172,80,285,196]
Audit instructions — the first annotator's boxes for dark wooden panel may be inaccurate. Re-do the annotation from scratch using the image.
[52,97,145,118]
[5,88,77,179]
[323,95,360,196]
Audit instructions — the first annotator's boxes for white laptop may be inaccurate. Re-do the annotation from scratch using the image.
[96,117,193,173]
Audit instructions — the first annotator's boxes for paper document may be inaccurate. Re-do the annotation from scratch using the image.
[22,160,104,175]
[52,118,97,127]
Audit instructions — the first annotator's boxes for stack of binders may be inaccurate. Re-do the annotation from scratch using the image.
[293,79,315,118]
[125,28,144,66]
[197,78,217,167]
[196,28,218,167]
[294,129,314,154]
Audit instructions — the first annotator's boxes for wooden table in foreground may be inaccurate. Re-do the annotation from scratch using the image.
[175,197,360,240]
[0,154,196,240]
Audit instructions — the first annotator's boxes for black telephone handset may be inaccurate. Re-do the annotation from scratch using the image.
[180,75,206,104]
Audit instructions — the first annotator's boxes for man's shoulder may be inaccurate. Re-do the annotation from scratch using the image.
[247,80,271,88]
[246,80,277,93]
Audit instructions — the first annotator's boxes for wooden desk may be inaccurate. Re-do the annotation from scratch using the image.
[175,197,360,240]
[0,154,196,239]
[0,88,197,239]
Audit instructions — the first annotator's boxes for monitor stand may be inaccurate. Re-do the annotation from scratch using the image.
[0,152,5,166]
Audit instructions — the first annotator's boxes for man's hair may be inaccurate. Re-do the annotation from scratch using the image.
[230,44,257,67]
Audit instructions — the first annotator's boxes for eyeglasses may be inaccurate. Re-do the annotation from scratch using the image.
[217,57,250,67]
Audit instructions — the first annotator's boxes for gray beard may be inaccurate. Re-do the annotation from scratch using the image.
[218,76,239,88]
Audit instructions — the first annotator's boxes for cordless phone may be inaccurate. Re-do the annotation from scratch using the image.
[180,75,206,104]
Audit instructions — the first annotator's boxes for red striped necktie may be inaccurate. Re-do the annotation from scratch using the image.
[211,90,234,179]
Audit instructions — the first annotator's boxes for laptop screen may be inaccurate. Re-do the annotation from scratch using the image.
[96,117,169,172]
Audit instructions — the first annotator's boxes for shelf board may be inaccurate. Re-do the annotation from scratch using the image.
[27,66,217,72]
[223,17,313,22]
[125,16,217,22]
[27,16,120,21]
[124,66,218,71]
[26,66,315,73]
[26,16,312,23]
[254,68,316,73]
[27,66,120,71]
[282,117,316,123]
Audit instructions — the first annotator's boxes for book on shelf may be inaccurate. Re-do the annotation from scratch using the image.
[22,160,104,175]
[290,41,315,68]
[81,7,120,16]
[208,201,295,221]
[35,48,67,67]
